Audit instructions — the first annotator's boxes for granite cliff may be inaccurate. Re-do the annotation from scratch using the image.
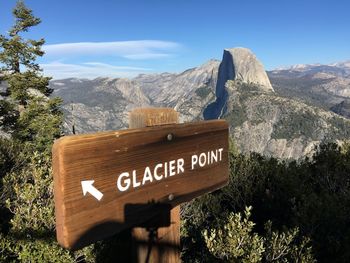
[204,47,273,119]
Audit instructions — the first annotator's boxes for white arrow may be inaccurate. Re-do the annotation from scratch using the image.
[81,180,103,201]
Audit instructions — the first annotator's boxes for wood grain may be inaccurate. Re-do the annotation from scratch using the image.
[129,108,179,128]
[132,206,180,263]
[52,120,229,250]
[130,108,180,263]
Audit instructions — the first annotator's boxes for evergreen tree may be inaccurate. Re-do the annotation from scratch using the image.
[0,1,84,261]
[0,0,62,152]
[0,0,57,138]
[0,0,42,73]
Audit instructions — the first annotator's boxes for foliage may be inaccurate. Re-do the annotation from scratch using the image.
[271,110,319,140]
[182,142,350,263]
[195,85,213,99]
[225,105,247,128]
[6,71,52,104]
[13,96,63,153]
[0,138,23,235]
[203,207,265,263]
[0,0,52,126]
[0,0,43,75]
[0,150,96,262]
[0,1,84,262]
[203,207,314,263]
[0,100,19,132]
[263,221,314,263]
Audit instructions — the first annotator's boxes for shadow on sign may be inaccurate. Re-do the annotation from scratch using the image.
[72,202,179,262]
[125,202,172,228]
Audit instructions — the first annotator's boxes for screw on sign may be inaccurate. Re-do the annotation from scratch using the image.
[52,108,229,262]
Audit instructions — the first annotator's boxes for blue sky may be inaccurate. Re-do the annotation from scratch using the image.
[1,0,349,79]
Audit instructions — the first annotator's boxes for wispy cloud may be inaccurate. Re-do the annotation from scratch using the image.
[41,62,152,79]
[43,40,182,60]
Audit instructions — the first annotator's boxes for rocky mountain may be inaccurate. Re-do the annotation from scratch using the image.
[49,48,350,159]
[135,59,220,122]
[51,60,220,133]
[51,77,151,133]
[220,80,350,158]
[204,47,273,120]
[273,62,350,78]
[202,49,350,159]
[268,61,350,118]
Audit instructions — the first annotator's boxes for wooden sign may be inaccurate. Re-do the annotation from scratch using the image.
[52,120,229,250]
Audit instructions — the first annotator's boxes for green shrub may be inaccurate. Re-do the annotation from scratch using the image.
[195,85,213,99]
[182,142,350,263]
[203,207,314,263]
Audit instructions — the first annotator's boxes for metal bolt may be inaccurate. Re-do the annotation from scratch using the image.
[168,194,174,201]
[167,133,173,141]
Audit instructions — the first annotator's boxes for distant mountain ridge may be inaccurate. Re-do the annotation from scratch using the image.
[49,49,350,159]
[268,59,350,118]
[273,60,350,78]
[135,59,220,122]
[51,77,151,133]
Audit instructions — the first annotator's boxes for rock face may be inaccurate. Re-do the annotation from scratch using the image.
[204,47,273,119]
[222,48,273,92]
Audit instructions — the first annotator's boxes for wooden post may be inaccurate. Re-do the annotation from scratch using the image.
[129,107,181,263]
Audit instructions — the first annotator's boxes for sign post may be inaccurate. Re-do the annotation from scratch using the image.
[52,108,229,260]
[129,108,181,263]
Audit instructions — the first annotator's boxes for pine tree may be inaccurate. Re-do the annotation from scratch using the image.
[0,0,42,73]
[0,1,83,261]
[0,0,62,152]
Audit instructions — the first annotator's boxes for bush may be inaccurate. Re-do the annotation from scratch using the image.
[203,207,314,263]
[182,142,350,263]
